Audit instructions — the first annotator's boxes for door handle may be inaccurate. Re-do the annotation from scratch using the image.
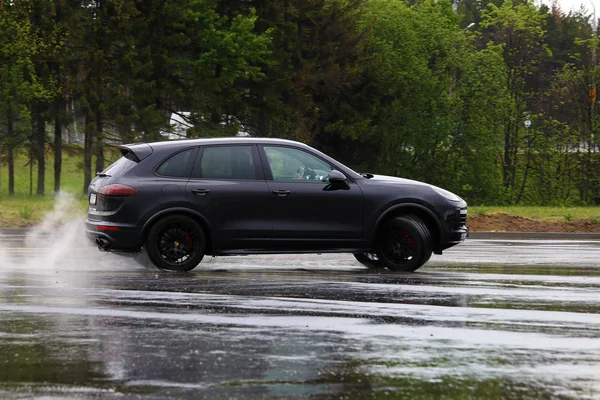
[272,189,290,197]
[192,189,210,195]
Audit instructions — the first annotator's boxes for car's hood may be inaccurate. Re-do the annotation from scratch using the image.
[365,174,432,188]
[363,174,466,205]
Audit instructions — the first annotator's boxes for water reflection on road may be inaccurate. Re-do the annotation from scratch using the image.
[0,233,599,399]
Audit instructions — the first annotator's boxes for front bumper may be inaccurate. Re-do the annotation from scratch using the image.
[85,219,142,252]
[447,225,469,243]
[440,207,468,251]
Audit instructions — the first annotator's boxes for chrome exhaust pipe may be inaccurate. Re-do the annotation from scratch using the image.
[96,238,112,251]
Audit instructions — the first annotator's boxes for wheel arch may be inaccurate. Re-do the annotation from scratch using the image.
[141,208,214,254]
[373,203,442,254]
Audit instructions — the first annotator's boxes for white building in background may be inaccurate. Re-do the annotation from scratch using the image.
[163,112,251,139]
[168,112,193,140]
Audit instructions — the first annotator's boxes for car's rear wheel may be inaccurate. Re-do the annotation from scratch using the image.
[375,214,432,272]
[353,253,385,269]
[146,215,206,271]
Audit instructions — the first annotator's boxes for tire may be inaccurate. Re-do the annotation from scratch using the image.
[375,214,432,272]
[353,253,385,269]
[146,214,206,271]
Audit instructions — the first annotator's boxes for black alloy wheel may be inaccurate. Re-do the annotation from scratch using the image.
[353,253,385,269]
[375,214,432,272]
[146,215,206,271]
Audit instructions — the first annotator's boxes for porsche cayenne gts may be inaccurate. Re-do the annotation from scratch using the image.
[85,138,468,271]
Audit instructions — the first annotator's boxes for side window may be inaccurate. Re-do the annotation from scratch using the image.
[263,146,332,182]
[156,149,195,178]
[199,146,256,180]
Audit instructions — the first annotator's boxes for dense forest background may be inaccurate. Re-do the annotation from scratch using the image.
[0,0,599,205]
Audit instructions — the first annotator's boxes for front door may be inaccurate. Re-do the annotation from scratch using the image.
[259,145,363,250]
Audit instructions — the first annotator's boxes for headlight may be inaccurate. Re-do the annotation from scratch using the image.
[431,186,463,202]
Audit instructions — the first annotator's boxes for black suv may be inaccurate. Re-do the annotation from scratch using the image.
[85,138,468,272]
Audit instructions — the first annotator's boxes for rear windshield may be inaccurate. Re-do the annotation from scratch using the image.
[101,156,137,178]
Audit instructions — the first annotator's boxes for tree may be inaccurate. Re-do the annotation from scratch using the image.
[28,0,64,196]
[211,0,371,161]
[480,0,548,203]
[357,0,508,203]
[71,0,271,193]
[0,1,54,195]
[526,6,597,204]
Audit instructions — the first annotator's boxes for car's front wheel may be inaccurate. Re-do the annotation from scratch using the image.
[375,214,432,272]
[146,214,206,271]
[353,253,385,269]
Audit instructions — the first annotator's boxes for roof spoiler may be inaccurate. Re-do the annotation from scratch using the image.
[118,143,153,162]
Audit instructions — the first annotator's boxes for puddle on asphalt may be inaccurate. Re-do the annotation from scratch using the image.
[0,306,597,399]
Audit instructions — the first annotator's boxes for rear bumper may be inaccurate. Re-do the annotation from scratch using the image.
[85,219,142,252]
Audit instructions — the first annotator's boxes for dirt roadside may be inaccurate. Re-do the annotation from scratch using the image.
[469,213,600,232]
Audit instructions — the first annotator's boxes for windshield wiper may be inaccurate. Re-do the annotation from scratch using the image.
[362,173,374,179]
[96,172,112,177]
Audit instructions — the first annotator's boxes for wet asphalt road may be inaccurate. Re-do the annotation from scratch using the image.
[0,227,600,399]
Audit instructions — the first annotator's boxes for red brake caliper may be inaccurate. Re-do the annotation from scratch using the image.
[400,229,415,250]
[184,232,193,249]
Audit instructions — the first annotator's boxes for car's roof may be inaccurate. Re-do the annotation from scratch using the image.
[135,137,310,150]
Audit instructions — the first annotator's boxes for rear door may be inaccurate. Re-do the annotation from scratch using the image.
[186,144,272,250]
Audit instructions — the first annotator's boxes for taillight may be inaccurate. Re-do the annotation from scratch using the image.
[97,225,121,231]
[98,184,140,197]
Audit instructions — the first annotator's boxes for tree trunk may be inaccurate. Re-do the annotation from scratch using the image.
[95,119,105,174]
[29,1,46,196]
[7,113,14,195]
[65,98,73,145]
[7,146,14,196]
[503,122,511,189]
[83,113,93,194]
[52,0,63,195]
[54,97,63,194]
[32,100,46,196]
[515,132,535,204]
[29,156,33,196]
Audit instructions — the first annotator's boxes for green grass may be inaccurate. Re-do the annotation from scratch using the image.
[0,195,89,227]
[470,206,600,222]
[18,205,33,220]
[0,145,121,227]
[0,145,121,197]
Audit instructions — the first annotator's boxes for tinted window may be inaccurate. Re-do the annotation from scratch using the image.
[101,157,137,178]
[156,149,194,177]
[199,146,256,180]
[264,146,332,182]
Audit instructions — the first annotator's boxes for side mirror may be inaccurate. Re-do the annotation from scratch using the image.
[328,169,347,184]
